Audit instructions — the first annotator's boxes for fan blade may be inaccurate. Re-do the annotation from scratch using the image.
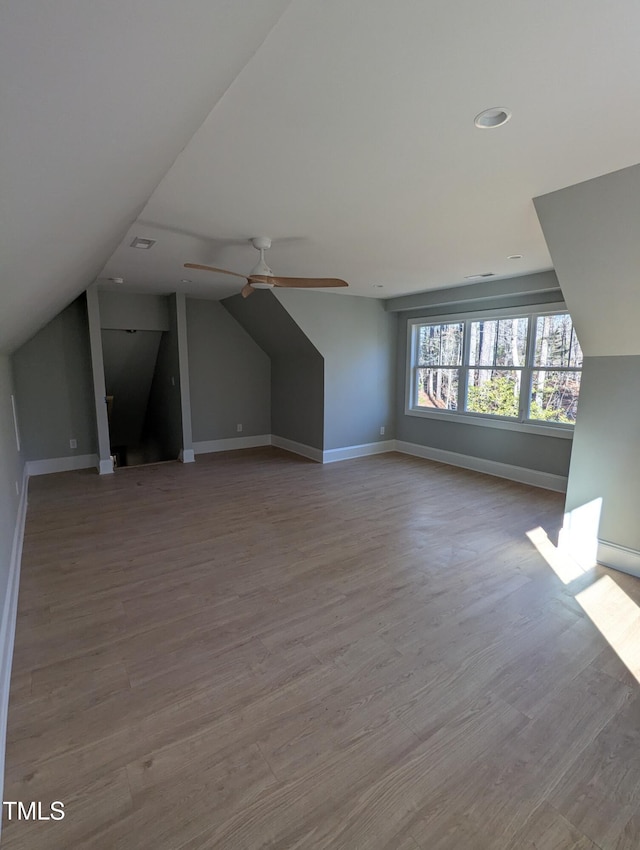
[241,284,255,299]
[249,275,348,289]
[184,263,248,281]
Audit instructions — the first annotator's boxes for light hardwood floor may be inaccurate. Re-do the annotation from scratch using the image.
[4,448,640,849]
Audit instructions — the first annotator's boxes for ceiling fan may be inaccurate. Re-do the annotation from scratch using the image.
[185,237,348,298]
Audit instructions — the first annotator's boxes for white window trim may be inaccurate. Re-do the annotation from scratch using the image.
[405,306,579,439]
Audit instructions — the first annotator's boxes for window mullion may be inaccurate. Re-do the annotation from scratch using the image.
[459,319,471,412]
[519,314,537,421]
[411,326,420,409]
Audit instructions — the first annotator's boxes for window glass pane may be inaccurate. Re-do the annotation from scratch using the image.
[468,318,528,367]
[466,369,521,417]
[417,323,463,366]
[416,368,459,410]
[529,370,581,423]
[534,314,583,367]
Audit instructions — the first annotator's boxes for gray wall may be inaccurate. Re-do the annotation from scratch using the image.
[101,329,162,448]
[144,297,183,460]
[270,354,324,449]
[385,270,563,314]
[565,356,640,553]
[535,164,640,357]
[392,289,574,478]
[535,165,640,567]
[98,291,170,332]
[12,297,97,461]
[0,355,23,611]
[274,291,398,450]
[186,298,270,442]
[223,291,324,450]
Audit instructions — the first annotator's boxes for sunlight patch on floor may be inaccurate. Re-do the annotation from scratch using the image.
[576,575,640,684]
[527,512,640,685]
[526,526,585,585]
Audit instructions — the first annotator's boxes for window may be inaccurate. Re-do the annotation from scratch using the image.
[415,322,463,410]
[529,314,582,423]
[408,311,582,430]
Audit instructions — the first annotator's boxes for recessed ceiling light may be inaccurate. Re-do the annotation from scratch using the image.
[108,277,124,284]
[180,279,191,284]
[474,107,512,129]
[508,254,523,260]
[464,272,495,279]
[374,285,384,289]
[130,237,157,249]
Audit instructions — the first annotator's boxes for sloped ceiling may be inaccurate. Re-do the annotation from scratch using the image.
[3,1,640,352]
[0,0,290,352]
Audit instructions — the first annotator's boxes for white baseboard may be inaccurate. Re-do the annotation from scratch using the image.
[271,435,323,463]
[597,539,640,579]
[394,440,568,492]
[0,464,29,816]
[26,453,98,476]
[98,456,114,475]
[193,435,271,455]
[193,436,564,492]
[178,448,195,463]
[323,440,395,464]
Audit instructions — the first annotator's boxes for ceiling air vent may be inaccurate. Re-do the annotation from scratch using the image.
[130,237,157,250]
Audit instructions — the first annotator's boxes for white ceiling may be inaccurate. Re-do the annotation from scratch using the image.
[3,0,640,350]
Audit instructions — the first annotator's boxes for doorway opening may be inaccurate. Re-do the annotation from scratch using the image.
[102,328,179,468]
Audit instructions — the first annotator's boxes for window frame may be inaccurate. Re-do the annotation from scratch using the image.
[405,306,581,439]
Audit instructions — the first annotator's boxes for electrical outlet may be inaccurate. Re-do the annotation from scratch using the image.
[236,424,243,433]
[379,426,385,435]
[69,438,77,449]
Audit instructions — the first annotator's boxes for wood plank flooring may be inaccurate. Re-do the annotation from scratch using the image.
[4,447,640,849]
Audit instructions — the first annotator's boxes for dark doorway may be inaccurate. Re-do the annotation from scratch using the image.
[102,328,176,467]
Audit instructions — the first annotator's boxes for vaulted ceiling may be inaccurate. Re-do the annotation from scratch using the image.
[2,0,640,352]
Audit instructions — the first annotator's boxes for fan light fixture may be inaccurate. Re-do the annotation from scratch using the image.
[248,237,275,288]
[183,236,349,298]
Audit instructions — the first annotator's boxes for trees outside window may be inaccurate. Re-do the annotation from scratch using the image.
[416,322,462,409]
[409,311,582,426]
[529,314,582,423]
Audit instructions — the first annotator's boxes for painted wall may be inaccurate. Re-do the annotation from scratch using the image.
[270,354,324,449]
[274,291,398,450]
[223,291,324,449]
[565,356,640,554]
[98,291,170,332]
[186,298,270,443]
[0,354,24,820]
[11,297,97,461]
[144,297,184,460]
[535,164,640,357]
[0,355,23,612]
[535,165,640,570]
[392,285,573,478]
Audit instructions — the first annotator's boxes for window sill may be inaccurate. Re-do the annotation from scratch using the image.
[404,406,574,439]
